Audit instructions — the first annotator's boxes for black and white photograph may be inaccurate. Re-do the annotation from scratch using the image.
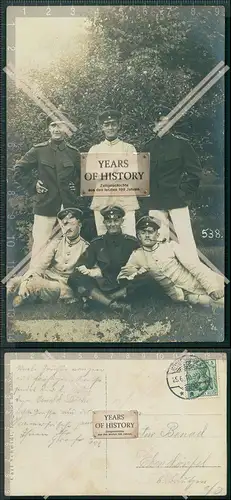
[5,4,227,343]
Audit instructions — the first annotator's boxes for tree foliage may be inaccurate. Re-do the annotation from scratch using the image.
[7,5,225,255]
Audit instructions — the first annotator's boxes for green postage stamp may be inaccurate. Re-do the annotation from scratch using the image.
[166,354,218,399]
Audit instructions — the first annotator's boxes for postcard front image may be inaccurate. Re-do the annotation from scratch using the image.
[5,5,227,343]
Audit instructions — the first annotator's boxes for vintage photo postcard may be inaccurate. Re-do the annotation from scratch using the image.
[5,4,228,342]
[4,351,227,496]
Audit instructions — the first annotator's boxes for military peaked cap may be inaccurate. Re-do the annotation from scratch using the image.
[100,205,125,219]
[136,216,160,231]
[57,207,83,221]
[98,108,122,124]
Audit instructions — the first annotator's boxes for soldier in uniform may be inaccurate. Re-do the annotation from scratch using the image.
[118,216,224,307]
[86,108,139,237]
[7,208,88,305]
[141,111,202,260]
[14,112,81,267]
[68,205,139,311]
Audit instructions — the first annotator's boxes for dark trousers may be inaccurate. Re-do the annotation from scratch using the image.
[68,270,156,301]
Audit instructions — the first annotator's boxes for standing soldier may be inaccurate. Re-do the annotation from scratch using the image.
[14,112,80,266]
[141,111,202,260]
[86,108,139,237]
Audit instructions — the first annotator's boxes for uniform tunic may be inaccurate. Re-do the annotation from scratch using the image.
[141,134,202,211]
[25,235,89,283]
[86,138,139,211]
[119,241,223,298]
[14,139,80,216]
[76,232,139,291]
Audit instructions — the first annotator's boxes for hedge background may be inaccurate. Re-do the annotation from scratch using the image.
[7,5,225,260]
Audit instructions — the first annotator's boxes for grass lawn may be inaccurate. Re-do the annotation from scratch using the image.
[7,246,225,343]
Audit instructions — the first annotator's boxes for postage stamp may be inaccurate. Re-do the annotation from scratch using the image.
[166,354,218,399]
[202,359,218,397]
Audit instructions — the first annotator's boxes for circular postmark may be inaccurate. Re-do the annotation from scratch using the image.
[166,355,211,399]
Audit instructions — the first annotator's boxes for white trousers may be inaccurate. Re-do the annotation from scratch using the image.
[94,210,136,237]
[30,215,57,267]
[149,206,199,261]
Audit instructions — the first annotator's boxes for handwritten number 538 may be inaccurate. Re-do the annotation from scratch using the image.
[201,228,223,239]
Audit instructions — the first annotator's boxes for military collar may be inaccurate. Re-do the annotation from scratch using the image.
[142,242,160,252]
[49,139,66,151]
[104,138,120,146]
[65,235,81,246]
[105,231,123,239]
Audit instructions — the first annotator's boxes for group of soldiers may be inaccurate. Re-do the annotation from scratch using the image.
[7,107,224,312]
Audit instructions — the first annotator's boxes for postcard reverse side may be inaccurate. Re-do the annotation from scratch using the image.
[5,352,226,496]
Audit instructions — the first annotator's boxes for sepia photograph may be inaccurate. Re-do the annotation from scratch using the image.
[5,4,227,343]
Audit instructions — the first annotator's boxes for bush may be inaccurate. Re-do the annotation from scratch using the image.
[7,6,225,255]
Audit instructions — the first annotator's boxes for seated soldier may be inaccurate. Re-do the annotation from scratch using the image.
[68,205,139,311]
[7,208,88,305]
[118,216,224,307]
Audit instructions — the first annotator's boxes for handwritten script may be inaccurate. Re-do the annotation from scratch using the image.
[5,355,226,496]
[12,363,104,448]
